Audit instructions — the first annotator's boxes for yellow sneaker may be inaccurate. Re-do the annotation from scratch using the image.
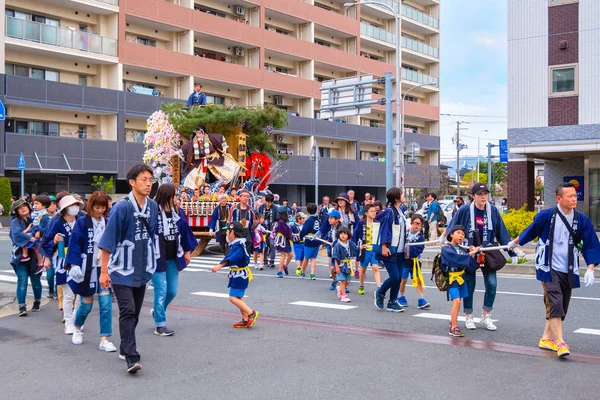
[557,343,570,358]
[538,338,558,351]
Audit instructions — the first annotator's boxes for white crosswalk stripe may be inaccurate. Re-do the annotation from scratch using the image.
[187,255,282,270]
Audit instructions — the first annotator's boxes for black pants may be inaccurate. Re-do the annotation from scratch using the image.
[218,237,228,255]
[423,223,429,240]
[112,284,146,363]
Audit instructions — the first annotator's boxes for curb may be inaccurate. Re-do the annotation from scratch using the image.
[420,259,600,278]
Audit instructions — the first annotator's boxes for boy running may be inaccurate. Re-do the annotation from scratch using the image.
[319,209,343,291]
[212,221,259,328]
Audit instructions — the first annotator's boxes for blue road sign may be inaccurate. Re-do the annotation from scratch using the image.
[499,139,508,163]
[0,99,5,121]
[18,152,26,170]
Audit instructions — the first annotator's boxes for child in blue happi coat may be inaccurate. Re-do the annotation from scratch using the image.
[398,214,430,309]
[331,226,359,303]
[442,225,480,337]
[292,212,307,277]
[273,211,294,277]
[212,221,259,329]
[299,203,320,280]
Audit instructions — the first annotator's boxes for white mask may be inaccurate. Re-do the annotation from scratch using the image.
[67,205,80,216]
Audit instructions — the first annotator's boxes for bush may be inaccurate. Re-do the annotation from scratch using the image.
[0,177,12,216]
[501,206,536,238]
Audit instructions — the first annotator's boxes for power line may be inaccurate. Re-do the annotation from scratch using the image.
[441,113,507,118]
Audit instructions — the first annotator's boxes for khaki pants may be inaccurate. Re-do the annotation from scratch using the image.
[429,221,438,240]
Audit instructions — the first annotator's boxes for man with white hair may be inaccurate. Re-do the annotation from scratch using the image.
[347,190,360,212]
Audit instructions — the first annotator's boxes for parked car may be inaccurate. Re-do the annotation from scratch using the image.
[437,200,455,227]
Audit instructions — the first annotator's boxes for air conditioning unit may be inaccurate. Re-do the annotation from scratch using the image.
[234,5,245,16]
[276,135,284,143]
[274,95,284,105]
[233,46,244,57]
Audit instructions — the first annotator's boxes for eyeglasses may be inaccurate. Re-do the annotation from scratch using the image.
[411,222,423,226]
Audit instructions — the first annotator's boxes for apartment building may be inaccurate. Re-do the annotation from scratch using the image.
[0,0,440,203]
[508,0,600,228]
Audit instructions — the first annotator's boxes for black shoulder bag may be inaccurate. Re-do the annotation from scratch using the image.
[474,229,506,272]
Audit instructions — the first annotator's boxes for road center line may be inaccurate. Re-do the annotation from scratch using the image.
[160,303,600,365]
[289,301,357,310]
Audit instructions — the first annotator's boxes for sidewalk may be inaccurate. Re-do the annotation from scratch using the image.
[0,281,51,318]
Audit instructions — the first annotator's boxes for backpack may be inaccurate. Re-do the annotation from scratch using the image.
[431,253,448,292]
[436,202,447,226]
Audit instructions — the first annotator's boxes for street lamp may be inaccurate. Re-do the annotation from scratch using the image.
[477,129,488,179]
[344,0,403,190]
[400,81,437,191]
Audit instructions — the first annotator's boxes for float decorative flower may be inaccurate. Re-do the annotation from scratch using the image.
[143,111,184,183]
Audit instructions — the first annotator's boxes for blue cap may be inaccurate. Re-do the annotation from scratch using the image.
[328,209,341,219]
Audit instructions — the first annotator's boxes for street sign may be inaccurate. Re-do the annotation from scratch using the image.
[499,139,508,163]
[0,99,5,121]
[319,75,373,119]
[18,152,26,170]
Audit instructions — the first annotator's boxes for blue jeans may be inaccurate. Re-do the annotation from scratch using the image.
[74,286,113,337]
[463,269,497,314]
[45,261,56,295]
[152,259,180,328]
[378,254,405,302]
[15,263,42,306]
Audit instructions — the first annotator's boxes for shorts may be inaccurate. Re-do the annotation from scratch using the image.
[448,282,468,301]
[293,243,304,261]
[542,269,572,320]
[304,246,319,260]
[337,272,352,282]
[278,243,292,253]
[253,243,265,253]
[229,288,246,298]
[401,260,421,279]
[360,250,378,268]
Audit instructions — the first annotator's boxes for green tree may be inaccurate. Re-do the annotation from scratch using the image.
[462,171,488,185]
[477,161,507,185]
[91,175,115,194]
[0,177,12,215]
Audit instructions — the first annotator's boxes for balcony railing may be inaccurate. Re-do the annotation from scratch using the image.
[402,4,439,29]
[402,36,438,58]
[95,0,118,5]
[360,22,395,45]
[402,68,438,86]
[5,16,118,57]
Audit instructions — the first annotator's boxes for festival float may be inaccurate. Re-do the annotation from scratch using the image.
[143,103,288,255]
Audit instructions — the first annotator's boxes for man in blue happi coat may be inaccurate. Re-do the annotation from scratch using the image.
[99,164,160,374]
[509,183,599,358]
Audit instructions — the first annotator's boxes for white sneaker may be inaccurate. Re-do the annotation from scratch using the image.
[72,330,83,345]
[64,323,75,335]
[465,315,476,330]
[118,354,126,361]
[150,309,154,318]
[99,340,117,352]
[480,314,497,331]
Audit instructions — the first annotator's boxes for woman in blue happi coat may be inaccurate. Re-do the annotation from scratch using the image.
[41,194,83,334]
[65,192,116,352]
[9,199,43,317]
[151,183,197,336]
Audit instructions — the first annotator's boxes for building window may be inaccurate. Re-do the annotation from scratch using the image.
[79,75,88,86]
[404,95,418,103]
[319,147,331,158]
[78,126,87,139]
[548,0,578,6]
[6,119,59,136]
[206,95,225,105]
[315,3,332,11]
[314,39,332,47]
[6,63,58,81]
[137,37,156,47]
[314,110,321,119]
[195,6,226,18]
[549,64,578,97]
[275,66,289,74]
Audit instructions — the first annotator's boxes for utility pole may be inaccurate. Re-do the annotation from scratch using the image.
[454,121,468,197]
[487,142,496,202]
